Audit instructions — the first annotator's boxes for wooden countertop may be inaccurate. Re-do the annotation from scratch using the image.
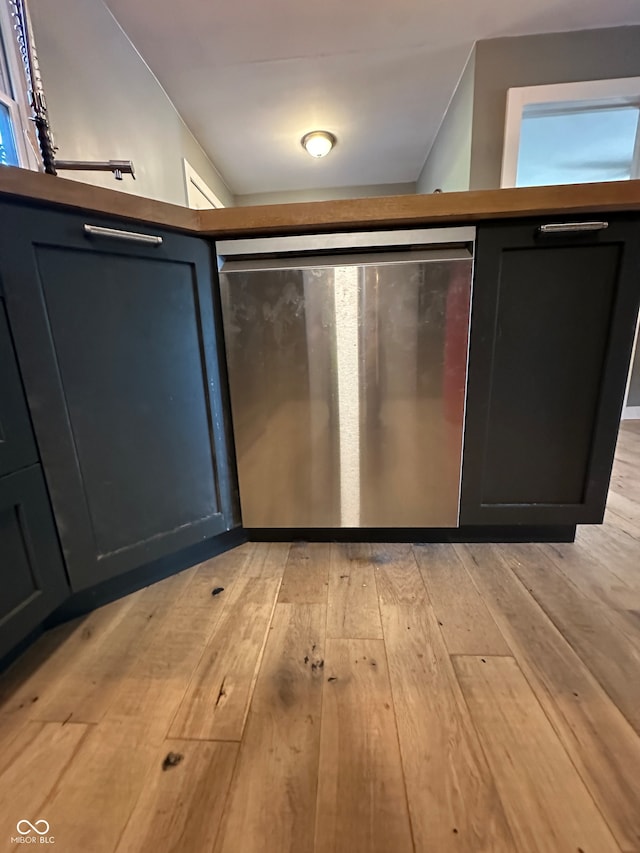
[1,166,640,238]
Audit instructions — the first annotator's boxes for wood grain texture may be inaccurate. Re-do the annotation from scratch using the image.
[0,592,142,719]
[414,543,511,656]
[314,638,414,853]
[277,542,330,604]
[454,655,620,853]
[168,577,281,740]
[215,604,325,853]
[115,740,238,853]
[0,721,88,839]
[199,180,640,237]
[104,583,229,735]
[0,165,199,232]
[1,166,639,239]
[456,542,640,852]
[507,543,640,732]
[326,543,383,639]
[38,719,163,853]
[377,553,515,853]
[28,569,197,724]
[371,543,430,606]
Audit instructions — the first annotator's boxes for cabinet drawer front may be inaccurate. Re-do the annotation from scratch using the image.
[1,206,234,590]
[461,218,640,526]
[0,299,38,477]
[0,465,69,657]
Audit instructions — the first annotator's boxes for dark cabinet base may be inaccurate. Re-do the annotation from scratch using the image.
[0,465,69,660]
[45,527,246,627]
[245,526,577,543]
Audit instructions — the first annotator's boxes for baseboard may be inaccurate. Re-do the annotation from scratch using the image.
[622,406,640,420]
[46,527,248,626]
[246,525,577,543]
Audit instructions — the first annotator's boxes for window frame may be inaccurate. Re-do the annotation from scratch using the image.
[501,77,640,188]
[0,0,40,169]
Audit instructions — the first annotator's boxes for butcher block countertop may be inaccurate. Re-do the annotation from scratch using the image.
[1,166,639,238]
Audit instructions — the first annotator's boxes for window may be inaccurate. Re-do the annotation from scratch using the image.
[501,78,640,188]
[0,0,40,169]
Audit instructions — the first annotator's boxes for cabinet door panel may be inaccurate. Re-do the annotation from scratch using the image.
[0,298,38,477]
[1,206,234,590]
[0,466,69,658]
[39,246,220,555]
[461,219,640,526]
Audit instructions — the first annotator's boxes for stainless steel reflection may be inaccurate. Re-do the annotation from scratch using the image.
[219,231,473,528]
[217,226,476,259]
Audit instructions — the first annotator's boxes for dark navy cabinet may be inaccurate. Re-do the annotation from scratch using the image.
[0,292,69,659]
[0,203,237,593]
[461,217,640,526]
[0,300,38,477]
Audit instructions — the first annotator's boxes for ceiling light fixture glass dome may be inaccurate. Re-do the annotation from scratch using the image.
[301,130,336,158]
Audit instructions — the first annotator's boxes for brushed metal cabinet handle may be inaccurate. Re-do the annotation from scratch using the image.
[538,221,609,234]
[83,224,163,246]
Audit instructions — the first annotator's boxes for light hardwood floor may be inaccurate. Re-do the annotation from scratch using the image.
[1,421,639,853]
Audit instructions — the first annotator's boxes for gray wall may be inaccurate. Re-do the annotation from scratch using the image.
[30,0,234,207]
[417,48,475,194]
[236,183,416,206]
[470,26,640,190]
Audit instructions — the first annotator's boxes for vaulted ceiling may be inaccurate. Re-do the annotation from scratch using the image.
[104,0,640,197]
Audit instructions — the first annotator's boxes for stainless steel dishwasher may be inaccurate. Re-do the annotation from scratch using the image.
[217,227,474,528]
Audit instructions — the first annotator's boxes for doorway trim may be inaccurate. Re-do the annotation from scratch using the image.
[183,158,225,209]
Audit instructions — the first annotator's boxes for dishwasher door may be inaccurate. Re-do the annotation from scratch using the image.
[218,228,474,528]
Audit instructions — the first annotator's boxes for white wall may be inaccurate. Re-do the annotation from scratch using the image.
[417,48,475,194]
[30,0,234,207]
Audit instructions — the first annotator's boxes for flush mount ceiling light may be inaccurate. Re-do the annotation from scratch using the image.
[301,130,336,158]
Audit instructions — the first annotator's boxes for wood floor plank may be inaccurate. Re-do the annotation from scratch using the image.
[36,719,161,853]
[0,592,144,720]
[0,707,45,767]
[314,638,414,853]
[215,603,326,853]
[573,523,640,598]
[277,542,330,604]
[0,721,89,847]
[370,543,430,606]
[606,488,640,527]
[115,739,238,853]
[454,655,620,853]
[235,541,291,584]
[168,576,282,741]
[173,541,256,606]
[326,543,383,639]
[456,543,640,852]
[604,506,640,542]
[28,569,200,724]
[507,543,640,731]
[104,588,232,736]
[414,543,512,656]
[380,602,516,852]
[541,535,640,612]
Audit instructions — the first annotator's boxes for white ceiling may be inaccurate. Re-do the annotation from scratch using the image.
[104,0,640,197]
